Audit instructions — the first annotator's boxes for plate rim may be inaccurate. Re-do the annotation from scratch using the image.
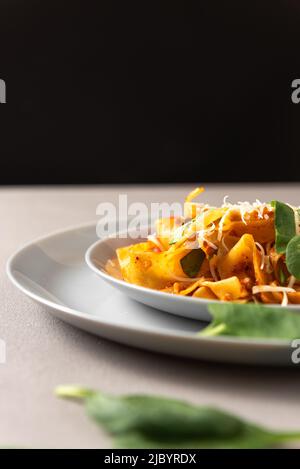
[6,221,292,350]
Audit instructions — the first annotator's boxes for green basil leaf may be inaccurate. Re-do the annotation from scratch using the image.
[200,303,300,340]
[56,386,300,449]
[180,248,205,278]
[286,235,300,280]
[271,200,296,253]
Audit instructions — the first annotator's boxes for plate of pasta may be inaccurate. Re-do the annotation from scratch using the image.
[7,192,300,365]
[86,188,300,322]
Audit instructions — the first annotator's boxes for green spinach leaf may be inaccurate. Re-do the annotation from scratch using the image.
[271,201,296,253]
[55,386,300,448]
[180,248,205,278]
[200,303,300,340]
[286,235,300,280]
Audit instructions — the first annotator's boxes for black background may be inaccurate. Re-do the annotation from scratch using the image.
[0,0,299,184]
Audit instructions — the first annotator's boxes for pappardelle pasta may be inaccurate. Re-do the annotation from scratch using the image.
[106,188,300,306]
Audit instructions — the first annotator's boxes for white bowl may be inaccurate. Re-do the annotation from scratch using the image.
[86,229,224,322]
[85,227,300,322]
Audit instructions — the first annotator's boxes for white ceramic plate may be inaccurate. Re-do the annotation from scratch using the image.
[6,223,295,366]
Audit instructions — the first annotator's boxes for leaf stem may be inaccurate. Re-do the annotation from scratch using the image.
[273,431,300,443]
[199,323,227,337]
[55,385,94,400]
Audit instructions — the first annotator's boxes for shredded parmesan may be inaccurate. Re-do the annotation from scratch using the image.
[281,290,288,306]
[217,208,231,241]
[295,208,300,236]
[197,223,218,250]
[255,242,265,270]
[238,201,251,224]
[252,285,295,294]
[209,261,219,282]
[147,234,165,252]
[217,198,273,241]
[223,195,229,205]
[221,236,229,253]
[264,255,273,274]
[288,275,296,289]
[285,203,300,235]
[201,237,218,250]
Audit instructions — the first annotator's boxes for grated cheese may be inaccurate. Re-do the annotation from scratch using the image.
[147,234,165,252]
[197,223,218,250]
[281,290,288,306]
[295,208,300,236]
[217,208,231,241]
[209,260,219,282]
[202,238,218,250]
[217,198,273,241]
[288,275,296,289]
[264,255,273,274]
[221,236,229,253]
[255,242,265,270]
[252,285,295,294]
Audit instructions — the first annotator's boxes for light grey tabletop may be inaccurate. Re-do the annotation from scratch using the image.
[1,184,300,448]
